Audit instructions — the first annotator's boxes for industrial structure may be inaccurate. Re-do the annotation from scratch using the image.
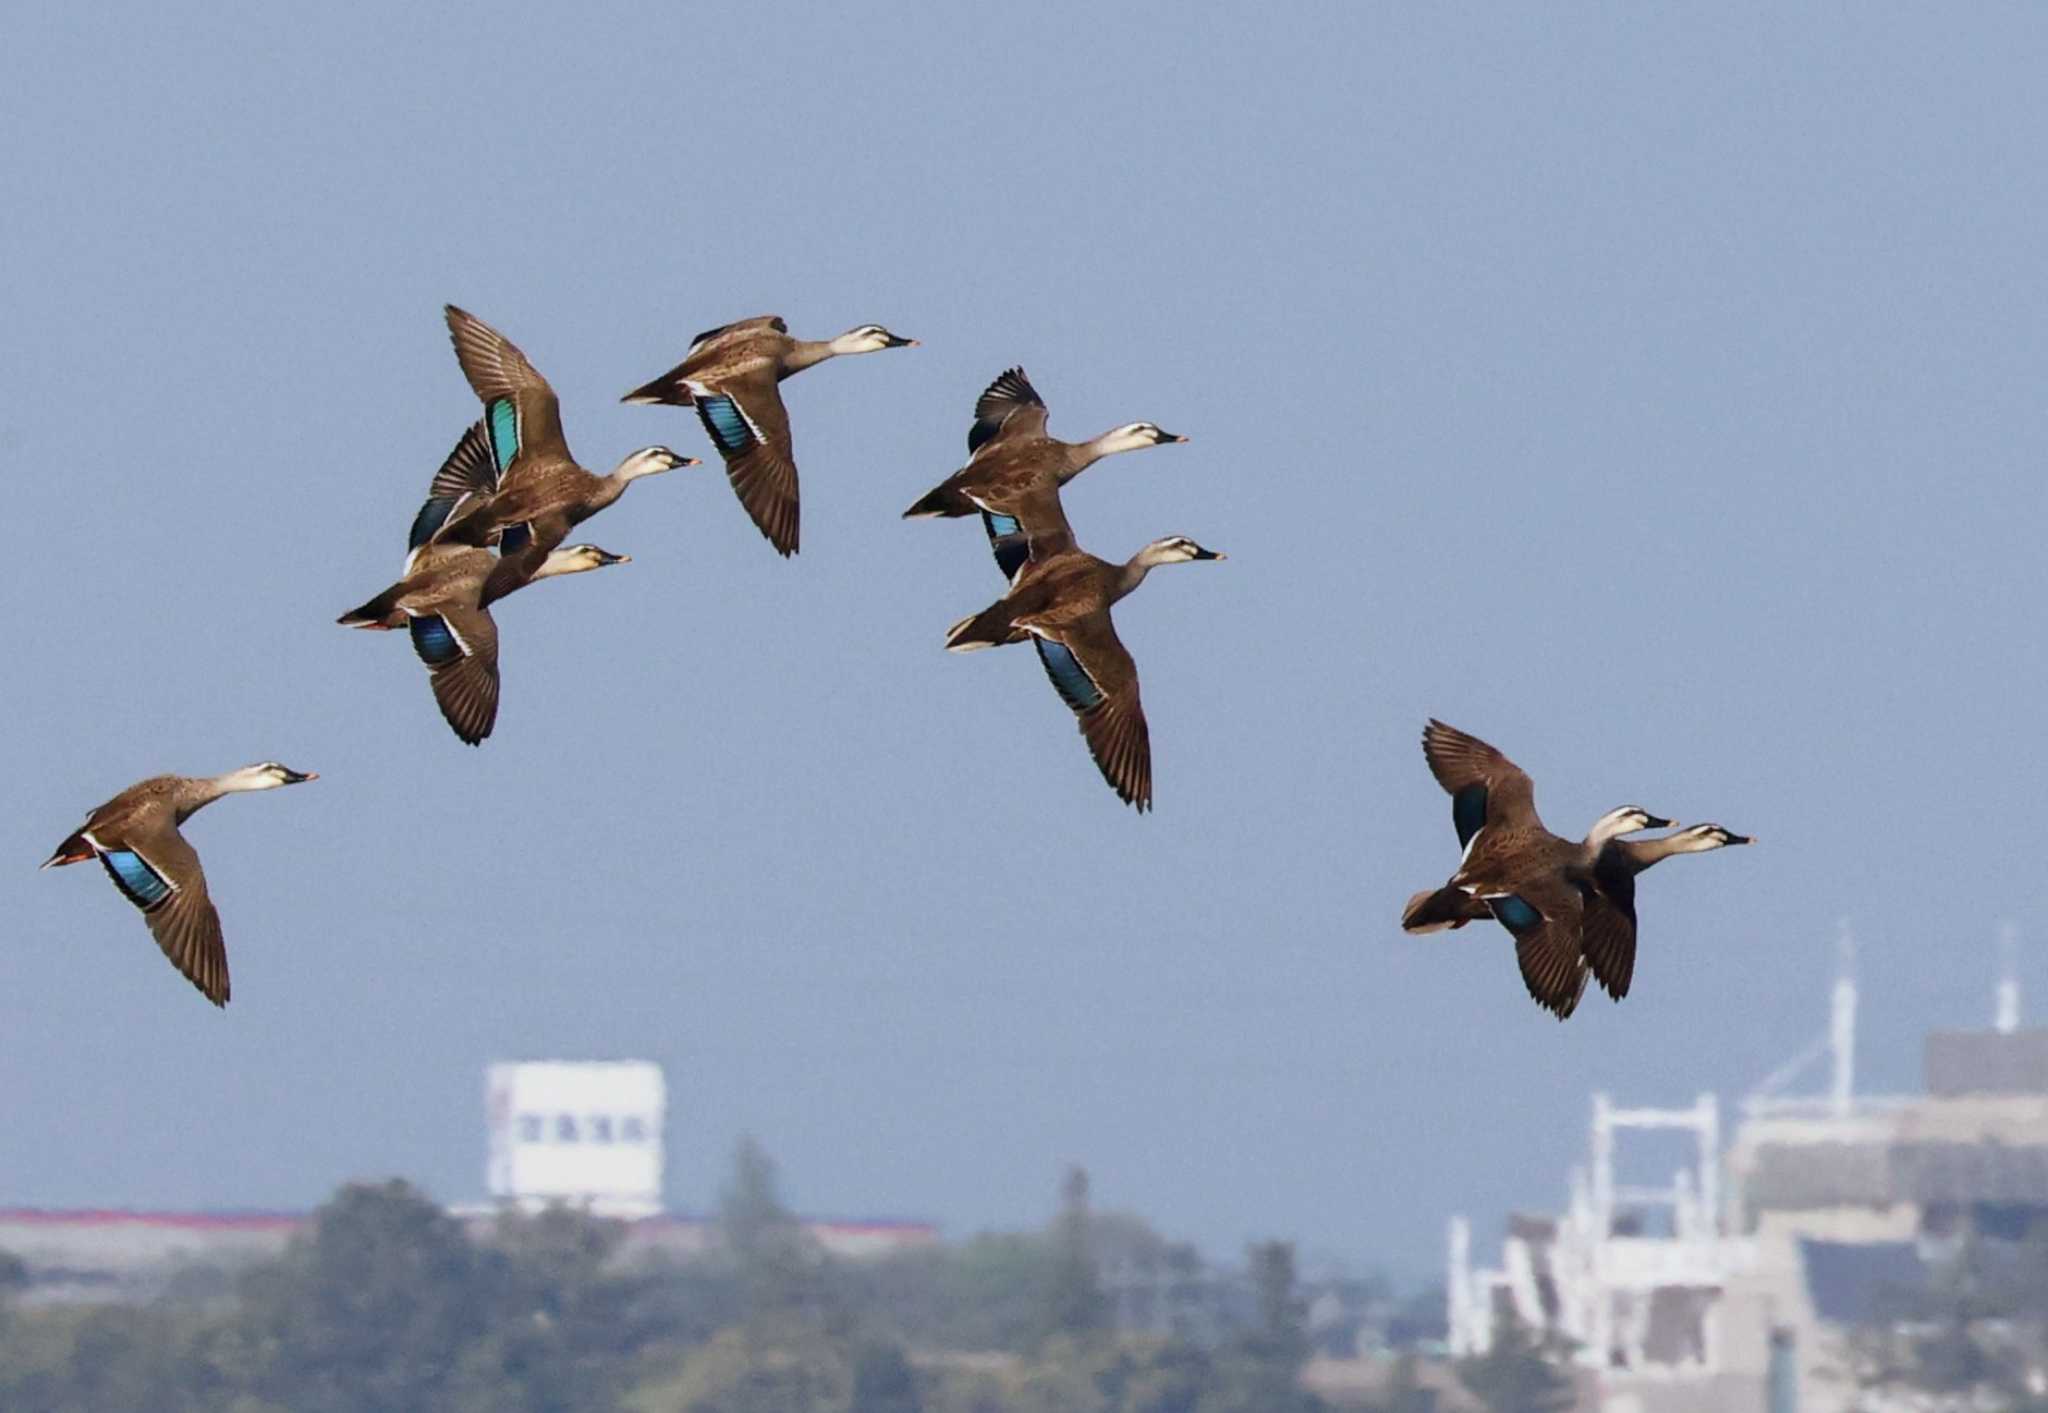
[1448,925,2048,1413]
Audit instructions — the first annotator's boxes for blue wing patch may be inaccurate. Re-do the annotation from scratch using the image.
[1493,895,1541,933]
[696,394,756,455]
[487,398,520,473]
[101,849,172,911]
[981,512,1029,580]
[499,522,533,557]
[1036,640,1104,713]
[410,615,462,668]
[1452,785,1488,847]
[409,496,457,550]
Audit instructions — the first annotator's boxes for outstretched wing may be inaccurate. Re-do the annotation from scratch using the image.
[1487,880,1587,1020]
[1422,719,1543,840]
[1033,614,1152,812]
[967,367,1049,453]
[1579,863,1639,1002]
[696,377,800,556]
[409,604,501,745]
[100,827,229,1007]
[409,420,499,550]
[443,305,570,475]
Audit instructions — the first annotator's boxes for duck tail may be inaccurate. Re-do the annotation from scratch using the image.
[621,371,690,407]
[337,586,405,630]
[1402,885,1481,934]
[945,600,1020,652]
[41,831,93,869]
[902,482,975,519]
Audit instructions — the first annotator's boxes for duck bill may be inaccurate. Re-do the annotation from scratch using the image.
[883,334,918,348]
[281,770,319,785]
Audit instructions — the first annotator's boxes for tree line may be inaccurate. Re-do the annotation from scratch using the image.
[0,1140,1570,1413]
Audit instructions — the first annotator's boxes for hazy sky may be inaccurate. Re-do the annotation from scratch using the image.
[3,6,2044,1280]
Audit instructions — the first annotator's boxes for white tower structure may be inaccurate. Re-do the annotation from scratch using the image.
[486,1061,666,1217]
[1447,1216,1476,1354]
[1829,922,1855,1115]
[1996,922,2021,1035]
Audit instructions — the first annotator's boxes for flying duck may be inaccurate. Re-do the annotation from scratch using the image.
[903,366,1186,579]
[622,315,916,555]
[432,306,695,575]
[945,534,1225,812]
[1400,720,1672,1019]
[42,762,318,1006]
[341,420,632,744]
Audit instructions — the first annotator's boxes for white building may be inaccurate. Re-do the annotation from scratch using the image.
[485,1060,666,1217]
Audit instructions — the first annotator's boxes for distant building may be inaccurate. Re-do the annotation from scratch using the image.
[0,1057,936,1303]
[485,1060,666,1217]
[1449,925,2048,1413]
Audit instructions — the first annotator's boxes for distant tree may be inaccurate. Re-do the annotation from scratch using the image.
[240,1179,503,1413]
[1041,1167,1108,1346]
[628,1324,848,1413]
[453,1204,652,1413]
[720,1136,795,1266]
[1193,1240,1322,1413]
[850,1338,924,1413]
[1456,1311,1574,1413]
[0,1250,27,1302]
[852,1234,1057,1353]
[716,1135,835,1337]
[1243,1241,1310,1371]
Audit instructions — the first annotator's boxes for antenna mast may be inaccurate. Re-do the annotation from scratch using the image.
[1829,921,1855,1116]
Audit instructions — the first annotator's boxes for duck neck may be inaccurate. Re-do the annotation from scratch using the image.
[180,767,274,817]
[1113,553,1160,602]
[1609,833,1702,874]
[782,339,839,375]
[1061,430,1127,483]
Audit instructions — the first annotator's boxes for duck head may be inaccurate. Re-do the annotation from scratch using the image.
[1096,422,1190,456]
[1587,806,1674,845]
[538,544,633,577]
[828,324,918,355]
[1667,823,1754,851]
[1136,535,1227,567]
[612,447,699,480]
[229,762,320,791]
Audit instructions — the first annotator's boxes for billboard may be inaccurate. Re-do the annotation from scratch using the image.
[485,1061,665,1217]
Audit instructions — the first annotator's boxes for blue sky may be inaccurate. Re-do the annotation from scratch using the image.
[1,5,2043,1280]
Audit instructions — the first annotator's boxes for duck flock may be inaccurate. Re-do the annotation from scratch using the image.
[40,306,1748,1021]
